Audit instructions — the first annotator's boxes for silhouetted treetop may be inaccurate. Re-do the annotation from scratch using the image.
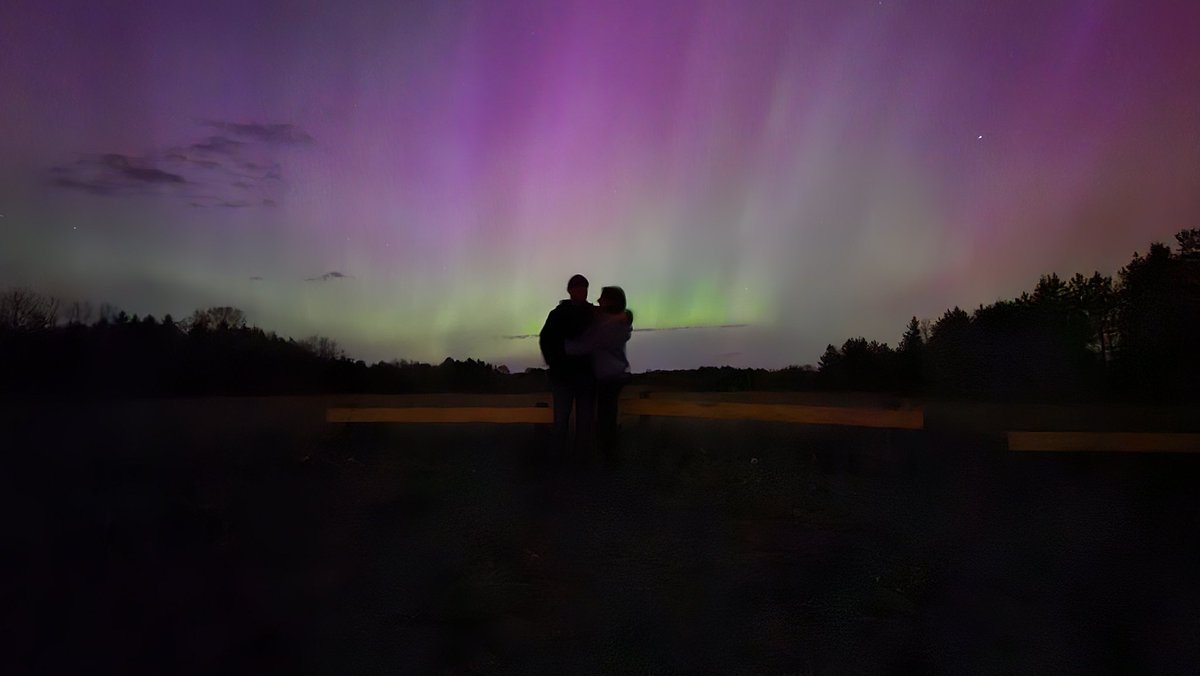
[186,306,247,332]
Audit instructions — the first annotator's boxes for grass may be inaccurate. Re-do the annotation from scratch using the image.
[3,397,1199,673]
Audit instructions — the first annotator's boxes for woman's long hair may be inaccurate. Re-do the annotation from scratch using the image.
[599,286,626,314]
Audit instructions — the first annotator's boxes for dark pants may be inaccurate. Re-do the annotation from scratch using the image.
[552,377,595,458]
[596,380,625,457]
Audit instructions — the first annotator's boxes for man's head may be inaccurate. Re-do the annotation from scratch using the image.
[567,274,589,302]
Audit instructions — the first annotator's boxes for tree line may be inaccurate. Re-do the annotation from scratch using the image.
[0,302,542,396]
[811,228,1199,400]
[2,229,1197,400]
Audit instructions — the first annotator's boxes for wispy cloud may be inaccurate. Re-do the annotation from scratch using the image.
[49,120,312,207]
[240,161,282,178]
[102,154,185,184]
[189,197,278,209]
[52,176,117,196]
[305,271,353,282]
[632,323,750,333]
[204,121,314,145]
[501,323,751,339]
[189,136,244,154]
[49,153,186,196]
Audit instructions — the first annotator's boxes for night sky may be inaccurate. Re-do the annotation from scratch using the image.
[3,1,1199,371]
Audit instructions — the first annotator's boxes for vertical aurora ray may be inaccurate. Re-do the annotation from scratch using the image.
[1,0,1198,370]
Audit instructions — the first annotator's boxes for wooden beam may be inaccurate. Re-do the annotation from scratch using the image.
[1008,431,1200,453]
[620,399,922,429]
[327,407,552,424]
[326,400,924,428]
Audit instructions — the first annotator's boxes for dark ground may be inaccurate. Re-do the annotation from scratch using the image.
[2,397,1198,674]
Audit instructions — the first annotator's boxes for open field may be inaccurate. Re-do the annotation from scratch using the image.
[3,395,1199,673]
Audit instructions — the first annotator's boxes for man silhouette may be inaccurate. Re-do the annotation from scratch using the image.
[539,274,595,459]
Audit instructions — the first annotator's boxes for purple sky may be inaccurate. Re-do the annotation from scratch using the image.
[2,0,1199,370]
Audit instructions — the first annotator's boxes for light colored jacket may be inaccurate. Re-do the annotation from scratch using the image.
[565,311,632,382]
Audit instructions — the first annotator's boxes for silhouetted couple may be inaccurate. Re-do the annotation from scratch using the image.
[538,274,632,464]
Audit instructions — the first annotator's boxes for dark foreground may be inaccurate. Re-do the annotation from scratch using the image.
[3,398,1199,674]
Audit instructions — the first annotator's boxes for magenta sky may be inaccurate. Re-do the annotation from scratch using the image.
[2,0,1198,370]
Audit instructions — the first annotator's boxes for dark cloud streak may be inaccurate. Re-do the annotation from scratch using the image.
[50,153,185,195]
[47,121,307,205]
[101,154,185,183]
[189,136,244,154]
[205,121,314,145]
[305,271,352,282]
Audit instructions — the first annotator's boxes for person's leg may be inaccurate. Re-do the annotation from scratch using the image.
[595,382,615,447]
[552,381,574,458]
[596,381,623,461]
[573,377,597,461]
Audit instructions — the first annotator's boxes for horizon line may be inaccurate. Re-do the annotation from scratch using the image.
[501,323,750,340]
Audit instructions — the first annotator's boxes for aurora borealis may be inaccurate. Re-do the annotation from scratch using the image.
[2,1,1199,371]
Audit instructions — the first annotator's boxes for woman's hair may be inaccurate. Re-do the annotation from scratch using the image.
[599,286,626,313]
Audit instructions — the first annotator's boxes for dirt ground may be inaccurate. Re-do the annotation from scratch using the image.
[3,396,1198,674]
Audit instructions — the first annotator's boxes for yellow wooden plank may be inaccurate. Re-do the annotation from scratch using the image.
[622,399,923,429]
[1008,431,1200,453]
[326,401,923,428]
[326,407,552,424]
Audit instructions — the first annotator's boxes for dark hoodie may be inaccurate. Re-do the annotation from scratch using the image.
[539,299,594,383]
